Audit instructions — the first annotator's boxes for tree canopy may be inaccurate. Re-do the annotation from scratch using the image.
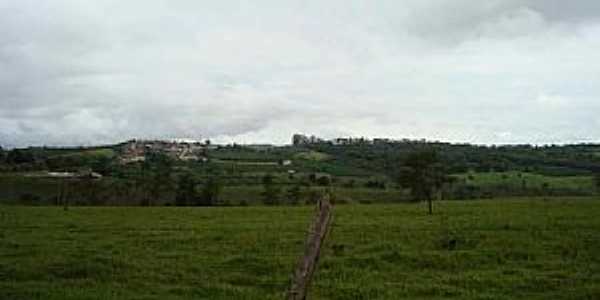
[398,149,449,214]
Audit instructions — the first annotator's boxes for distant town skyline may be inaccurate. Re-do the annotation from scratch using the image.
[2,1,600,148]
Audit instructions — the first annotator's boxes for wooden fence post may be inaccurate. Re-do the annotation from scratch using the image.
[287,195,333,300]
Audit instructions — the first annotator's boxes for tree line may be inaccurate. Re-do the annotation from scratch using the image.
[2,143,600,209]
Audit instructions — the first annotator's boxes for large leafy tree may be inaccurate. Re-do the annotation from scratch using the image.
[398,149,448,215]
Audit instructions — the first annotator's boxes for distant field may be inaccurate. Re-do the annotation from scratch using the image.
[212,159,279,166]
[220,186,406,205]
[73,148,115,158]
[46,148,116,159]
[455,171,594,191]
[294,151,331,161]
[2,199,600,299]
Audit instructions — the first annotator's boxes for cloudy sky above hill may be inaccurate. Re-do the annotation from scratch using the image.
[1,0,599,147]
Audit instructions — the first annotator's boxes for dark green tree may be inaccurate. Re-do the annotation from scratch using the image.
[176,172,197,206]
[91,155,113,176]
[6,149,36,164]
[143,152,174,206]
[262,174,281,205]
[286,185,302,205]
[198,175,221,206]
[316,175,331,186]
[398,150,448,215]
[308,173,317,184]
[594,172,600,194]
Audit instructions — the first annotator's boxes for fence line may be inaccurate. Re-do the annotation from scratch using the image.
[287,195,333,300]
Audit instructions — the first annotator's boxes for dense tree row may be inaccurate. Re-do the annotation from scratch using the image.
[307,141,600,177]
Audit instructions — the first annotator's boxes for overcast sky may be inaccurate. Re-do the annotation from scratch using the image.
[1,1,599,147]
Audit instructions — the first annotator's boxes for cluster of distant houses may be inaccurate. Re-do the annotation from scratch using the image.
[292,134,393,146]
[119,139,214,164]
[116,134,410,165]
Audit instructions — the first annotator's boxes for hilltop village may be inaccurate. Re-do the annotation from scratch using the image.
[118,135,402,164]
[118,139,215,163]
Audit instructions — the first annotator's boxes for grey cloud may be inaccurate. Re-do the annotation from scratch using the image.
[523,0,600,22]
[0,1,599,148]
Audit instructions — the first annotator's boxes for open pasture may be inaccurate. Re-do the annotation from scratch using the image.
[2,198,600,299]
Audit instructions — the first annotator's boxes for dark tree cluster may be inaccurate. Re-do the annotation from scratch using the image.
[262,174,281,205]
[200,176,222,206]
[307,140,600,178]
[176,174,222,207]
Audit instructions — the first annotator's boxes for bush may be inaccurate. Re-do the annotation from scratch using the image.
[305,189,321,205]
[286,185,301,205]
[364,179,386,189]
[343,179,356,188]
[18,193,41,205]
[316,176,331,186]
[262,174,281,205]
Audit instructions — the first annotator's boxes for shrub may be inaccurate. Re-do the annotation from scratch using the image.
[19,193,41,205]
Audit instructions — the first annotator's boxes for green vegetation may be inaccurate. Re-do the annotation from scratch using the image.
[262,174,282,205]
[2,199,599,299]
[175,172,197,206]
[55,148,115,159]
[200,175,223,206]
[0,206,313,300]
[294,150,331,161]
[455,171,594,191]
[398,150,449,214]
[312,198,600,299]
[1,139,600,206]
[447,171,596,200]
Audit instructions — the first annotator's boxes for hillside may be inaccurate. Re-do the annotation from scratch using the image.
[1,139,599,205]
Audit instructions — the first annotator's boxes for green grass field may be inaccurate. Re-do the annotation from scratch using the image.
[2,198,600,299]
[294,151,332,161]
[456,171,594,191]
[313,198,600,299]
[0,206,313,300]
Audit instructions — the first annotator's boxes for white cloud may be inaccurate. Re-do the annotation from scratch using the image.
[536,94,569,106]
[1,0,599,147]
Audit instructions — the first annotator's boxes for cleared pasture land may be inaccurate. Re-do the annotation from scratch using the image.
[2,198,600,299]
[313,198,600,299]
[0,206,313,300]
[456,171,594,191]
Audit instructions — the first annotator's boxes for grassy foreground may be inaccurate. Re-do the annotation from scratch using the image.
[314,198,600,299]
[0,206,313,300]
[2,198,600,299]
